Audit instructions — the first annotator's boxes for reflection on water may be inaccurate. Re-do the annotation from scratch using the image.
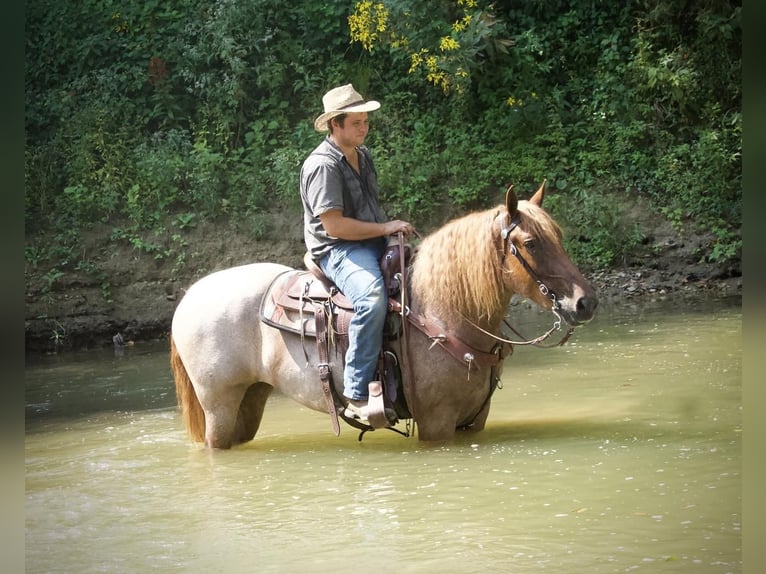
[25,296,742,573]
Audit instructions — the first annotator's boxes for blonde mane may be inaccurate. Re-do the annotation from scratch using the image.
[410,207,505,324]
[410,201,562,324]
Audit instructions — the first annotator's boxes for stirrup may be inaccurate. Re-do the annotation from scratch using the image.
[367,381,397,428]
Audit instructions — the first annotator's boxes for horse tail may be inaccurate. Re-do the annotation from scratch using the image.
[170,335,206,443]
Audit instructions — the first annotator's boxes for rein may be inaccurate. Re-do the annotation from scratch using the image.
[393,231,417,436]
[463,306,574,349]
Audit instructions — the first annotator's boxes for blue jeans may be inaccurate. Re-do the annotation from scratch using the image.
[320,238,387,401]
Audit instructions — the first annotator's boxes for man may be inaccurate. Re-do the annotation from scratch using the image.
[300,84,413,422]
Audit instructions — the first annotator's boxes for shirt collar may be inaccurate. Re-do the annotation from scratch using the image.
[323,137,365,170]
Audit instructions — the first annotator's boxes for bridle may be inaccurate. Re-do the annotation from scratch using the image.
[493,213,575,348]
[449,211,575,430]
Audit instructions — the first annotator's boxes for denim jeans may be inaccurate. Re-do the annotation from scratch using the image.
[319,238,387,401]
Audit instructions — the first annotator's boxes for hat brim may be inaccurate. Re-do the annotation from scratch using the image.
[314,100,381,132]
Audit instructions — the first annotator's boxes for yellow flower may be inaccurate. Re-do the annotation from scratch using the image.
[408,48,428,73]
[392,35,409,49]
[439,36,460,52]
[375,3,389,33]
[349,1,389,51]
[427,70,450,92]
[452,13,473,33]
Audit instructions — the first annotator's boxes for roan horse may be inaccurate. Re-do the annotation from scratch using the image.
[170,180,598,448]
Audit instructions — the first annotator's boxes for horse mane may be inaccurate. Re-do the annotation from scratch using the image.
[410,200,563,324]
[411,207,505,324]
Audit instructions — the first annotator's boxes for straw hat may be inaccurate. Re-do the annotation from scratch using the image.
[314,84,381,132]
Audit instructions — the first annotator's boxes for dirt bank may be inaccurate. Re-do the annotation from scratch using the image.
[24,211,741,355]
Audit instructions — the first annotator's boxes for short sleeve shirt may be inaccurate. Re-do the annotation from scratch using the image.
[300,137,387,260]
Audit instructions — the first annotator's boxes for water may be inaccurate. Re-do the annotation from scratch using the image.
[25,296,742,573]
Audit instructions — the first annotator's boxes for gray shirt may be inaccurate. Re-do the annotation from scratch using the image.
[300,137,387,260]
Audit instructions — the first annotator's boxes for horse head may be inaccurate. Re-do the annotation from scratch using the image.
[499,180,598,326]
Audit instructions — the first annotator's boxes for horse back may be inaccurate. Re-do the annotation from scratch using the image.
[171,263,293,376]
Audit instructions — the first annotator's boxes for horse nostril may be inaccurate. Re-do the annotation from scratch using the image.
[576,296,598,317]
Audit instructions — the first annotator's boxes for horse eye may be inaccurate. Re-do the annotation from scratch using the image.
[523,239,536,251]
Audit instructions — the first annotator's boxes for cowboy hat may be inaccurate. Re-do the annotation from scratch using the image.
[314,84,381,132]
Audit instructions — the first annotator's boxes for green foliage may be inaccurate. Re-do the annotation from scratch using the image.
[546,190,645,270]
[25,0,741,279]
[127,129,192,226]
[373,107,449,218]
[652,121,741,262]
[41,269,64,294]
[48,320,67,348]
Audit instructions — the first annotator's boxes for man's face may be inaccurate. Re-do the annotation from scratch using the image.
[333,112,370,147]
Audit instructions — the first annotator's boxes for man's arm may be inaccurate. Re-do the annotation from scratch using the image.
[320,209,413,240]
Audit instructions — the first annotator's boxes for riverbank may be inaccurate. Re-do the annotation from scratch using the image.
[24,215,741,355]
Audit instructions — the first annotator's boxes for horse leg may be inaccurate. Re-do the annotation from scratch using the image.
[458,400,491,434]
[232,382,273,444]
[200,387,250,449]
[413,396,491,441]
[415,415,458,443]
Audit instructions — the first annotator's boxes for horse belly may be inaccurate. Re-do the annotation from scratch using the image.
[258,324,346,411]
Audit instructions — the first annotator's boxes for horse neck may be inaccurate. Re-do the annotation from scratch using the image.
[408,262,512,349]
[408,207,512,338]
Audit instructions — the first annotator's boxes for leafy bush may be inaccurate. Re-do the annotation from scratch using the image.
[546,190,645,271]
[25,0,741,276]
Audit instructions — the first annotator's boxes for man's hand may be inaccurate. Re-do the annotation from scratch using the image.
[383,219,414,237]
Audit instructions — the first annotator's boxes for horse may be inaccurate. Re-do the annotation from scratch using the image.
[170,180,598,448]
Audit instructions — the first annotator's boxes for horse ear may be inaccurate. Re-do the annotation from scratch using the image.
[530,178,547,207]
[505,184,518,216]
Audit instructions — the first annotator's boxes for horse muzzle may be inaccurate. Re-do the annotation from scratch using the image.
[558,294,598,326]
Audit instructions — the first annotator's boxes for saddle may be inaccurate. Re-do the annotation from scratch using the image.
[260,264,354,339]
[259,247,412,437]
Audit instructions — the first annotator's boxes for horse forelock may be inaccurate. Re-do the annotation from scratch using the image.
[515,200,563,245]
[411,208,506,323]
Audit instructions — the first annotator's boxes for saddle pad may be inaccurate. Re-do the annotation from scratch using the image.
[260,270,353,337]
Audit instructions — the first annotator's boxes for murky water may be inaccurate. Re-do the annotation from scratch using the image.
[25,296,742,573]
